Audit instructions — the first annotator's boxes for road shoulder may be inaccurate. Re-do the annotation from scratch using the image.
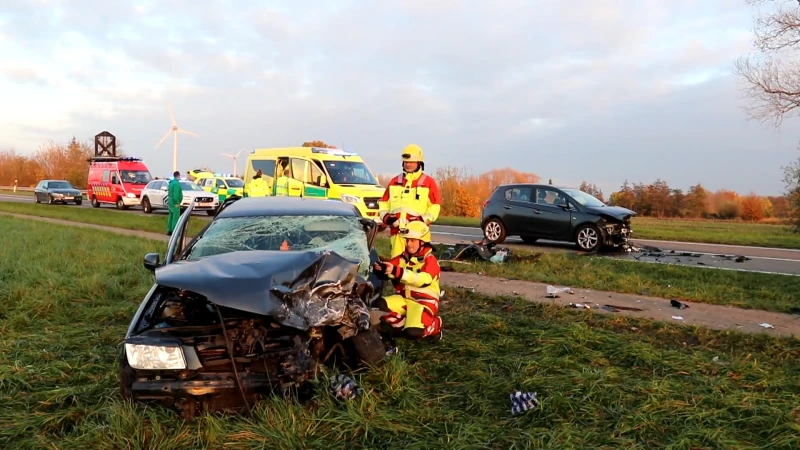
[5,210,799,338]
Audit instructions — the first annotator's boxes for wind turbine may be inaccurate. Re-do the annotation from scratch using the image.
[155,103,197,173]
[221,148,243,177]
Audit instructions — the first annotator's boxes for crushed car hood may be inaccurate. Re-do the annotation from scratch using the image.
[154,250,371,330]
[584,205,635,221]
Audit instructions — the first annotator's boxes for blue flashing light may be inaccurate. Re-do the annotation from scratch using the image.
[310,147,357,156]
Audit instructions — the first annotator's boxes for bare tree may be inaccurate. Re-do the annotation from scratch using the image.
[735,0,800,126]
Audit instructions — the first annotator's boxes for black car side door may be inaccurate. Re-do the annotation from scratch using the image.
[165,200,196,264]
[526,187,573,240]
[498,186,536,235]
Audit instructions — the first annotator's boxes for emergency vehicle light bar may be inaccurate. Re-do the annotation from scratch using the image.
[310,147,357,156]
[87,156,143,162]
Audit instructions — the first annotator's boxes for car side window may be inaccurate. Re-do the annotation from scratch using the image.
[504,187,532,202]
[102,170,110,182]
[216,179,226,188]
[536,188,567,206]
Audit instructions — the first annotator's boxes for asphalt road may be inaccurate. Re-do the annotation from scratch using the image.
[3,193,800,276]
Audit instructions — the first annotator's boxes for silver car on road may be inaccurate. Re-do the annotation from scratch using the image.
[140,180,219,216]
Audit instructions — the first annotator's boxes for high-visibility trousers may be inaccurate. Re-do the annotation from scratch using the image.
[380,294,441,337]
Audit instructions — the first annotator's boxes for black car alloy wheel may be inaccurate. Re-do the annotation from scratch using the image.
[483,218,506,243]
[575,224,601,252]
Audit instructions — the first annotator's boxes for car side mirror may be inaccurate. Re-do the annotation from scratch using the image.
[143,253,161,272]
[160,186,167,191]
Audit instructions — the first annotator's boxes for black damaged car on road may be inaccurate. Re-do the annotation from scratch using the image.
[480,183,636,252]
[119,196,389,418]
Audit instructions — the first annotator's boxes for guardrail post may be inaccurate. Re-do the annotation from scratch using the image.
[13,180,17,192]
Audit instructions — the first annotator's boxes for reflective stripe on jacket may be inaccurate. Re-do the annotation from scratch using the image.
[275,176,290,196]
[386,246,441,315]
[378,170,441,235]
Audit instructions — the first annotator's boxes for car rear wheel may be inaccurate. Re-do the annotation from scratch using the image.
[142,197,152,214]
[575,224,601,253]
[483,218,507,243]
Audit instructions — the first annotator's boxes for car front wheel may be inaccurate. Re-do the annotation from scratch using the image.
[483,218,507,243]
[575,224,602,253]
[142,197,152,214]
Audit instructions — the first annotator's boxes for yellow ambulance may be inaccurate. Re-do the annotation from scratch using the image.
[242,146,386,219]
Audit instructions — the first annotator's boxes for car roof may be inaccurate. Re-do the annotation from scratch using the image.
[216,197,361,218]
[496,183,576,190]
[43,179,69,183]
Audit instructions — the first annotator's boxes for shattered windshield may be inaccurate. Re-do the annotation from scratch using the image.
[562,189,606,207]
[185,215,371,277]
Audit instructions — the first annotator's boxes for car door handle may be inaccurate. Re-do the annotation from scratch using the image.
[503,205,511,209]
[533,209,542,214]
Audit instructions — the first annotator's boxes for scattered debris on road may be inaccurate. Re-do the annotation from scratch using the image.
[670,299,690,309]
[759,323,775,329]
[672,316,684,321]
[546,285,574,298]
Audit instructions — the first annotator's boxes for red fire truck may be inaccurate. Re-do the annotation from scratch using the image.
[86,131,154,209]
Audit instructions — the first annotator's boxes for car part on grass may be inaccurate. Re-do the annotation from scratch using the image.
[328,374,363,400]
[510,391,540,416]
[435,240,513,264]
[760,323,774,329]
[121,249,389,418]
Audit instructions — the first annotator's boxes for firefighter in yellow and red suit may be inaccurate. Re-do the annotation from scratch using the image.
[372,221,443,341]
[378,144,442,258]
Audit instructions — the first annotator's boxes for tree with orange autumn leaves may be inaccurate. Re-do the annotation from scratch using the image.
[0,137,119,188]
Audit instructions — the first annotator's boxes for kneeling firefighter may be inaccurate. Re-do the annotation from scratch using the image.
[371,221,443,341]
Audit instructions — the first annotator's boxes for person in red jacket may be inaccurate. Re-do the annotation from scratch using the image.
[378,144,442,258]
[372,221,443,341]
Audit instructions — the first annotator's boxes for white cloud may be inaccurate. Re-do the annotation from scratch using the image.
[0,0,797,194]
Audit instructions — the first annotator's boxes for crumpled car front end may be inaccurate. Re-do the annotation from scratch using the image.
[598,214,634,248]
[119,250,387,418]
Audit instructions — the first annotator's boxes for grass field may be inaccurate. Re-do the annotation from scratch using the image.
[434,215,800,249]
[0,189,88,199]
[0,201,209,236]
[3,203,799,314]
[378,237,800,314]
[2,215,798,449]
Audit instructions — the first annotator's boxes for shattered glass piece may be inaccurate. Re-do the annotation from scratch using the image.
[672,316,684,320]
[184,215,371,278]
[328,374,363,400]
[759,323,774,329]
[510,391,539,416]
[155,249,372,331]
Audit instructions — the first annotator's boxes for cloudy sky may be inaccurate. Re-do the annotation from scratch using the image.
[1,0,799,196]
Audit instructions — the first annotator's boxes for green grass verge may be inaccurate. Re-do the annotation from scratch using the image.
[0,201,209,236]
[1,215,798,449]
[2,203,797,313]
[436,247,800,314]
[0,189,88,199]
[433,216,800,249]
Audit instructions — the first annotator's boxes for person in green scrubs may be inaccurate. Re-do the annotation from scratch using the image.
[167,171,183,235]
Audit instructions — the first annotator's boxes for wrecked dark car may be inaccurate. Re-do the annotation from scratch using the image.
[119,196,388,417]
[480,183,636,252]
